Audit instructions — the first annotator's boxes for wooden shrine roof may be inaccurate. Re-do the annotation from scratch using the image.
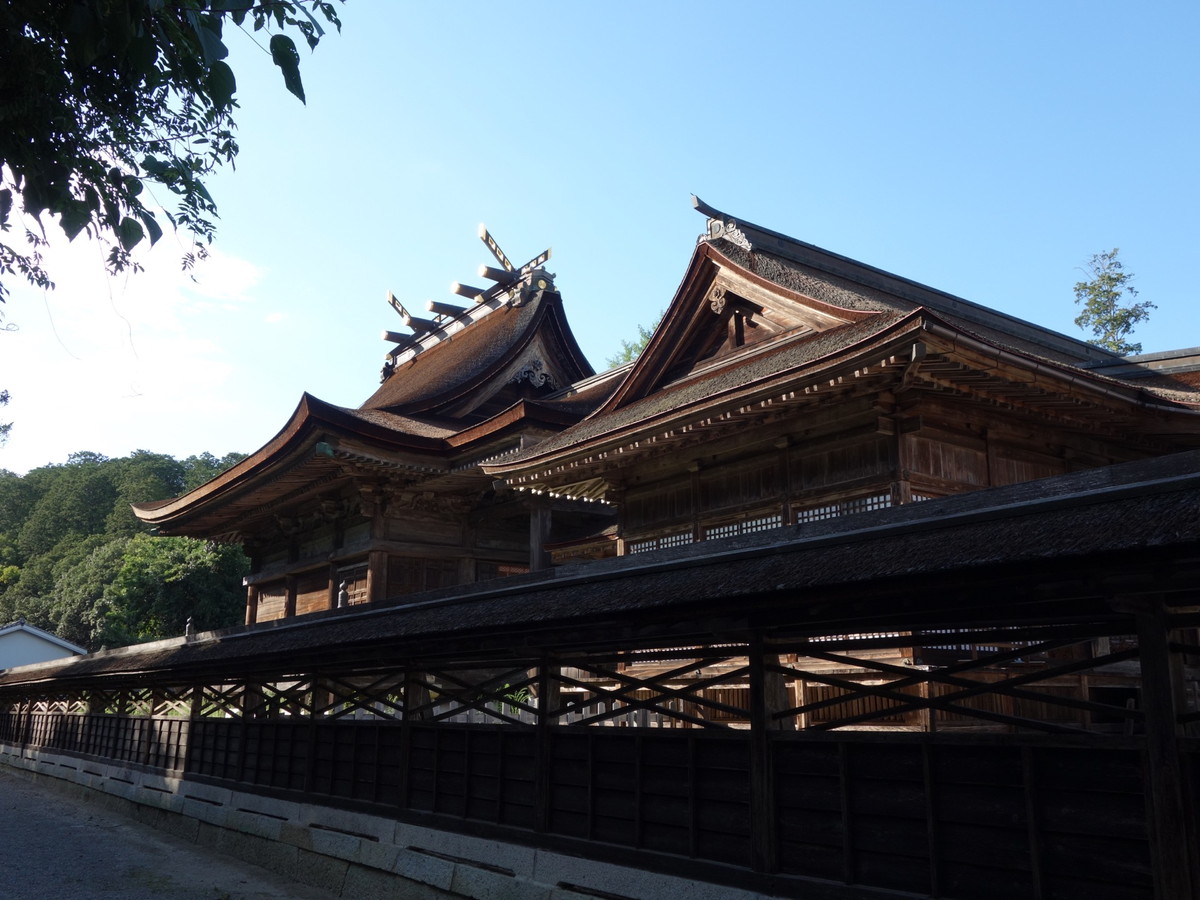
[483,206,1200,487]
[16,449,1200,689]
[361,286,593,416]
[692,197,1122,367]
[487,310,914,471]
[131,202,1200,539]
[130,392,584,536]
[133,284,598,535]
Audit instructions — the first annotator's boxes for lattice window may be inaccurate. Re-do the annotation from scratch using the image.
[703,514,783,541]
[795,493,892,523]
[627,531,693,554]
[845,493,891,514]
[704,521,741,540]
[811,631,903,642]
[910,493,936,503]
[795,503,840,523]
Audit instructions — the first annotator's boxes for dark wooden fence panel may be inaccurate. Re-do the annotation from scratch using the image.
[775,741,845,882]
[545,730,752,866]
[1033,747,1152,900]
[187,717,242,781]
[927,744,1034,900]
[407,724,537,828]
[1,709,1169,900]
[772,738,1153,899]
[241,720,310,792]
[10,712,190,772]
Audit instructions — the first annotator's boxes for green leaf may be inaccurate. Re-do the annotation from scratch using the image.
[101,193,120,228]
[295,4,327,39]
[208,60,237,109]
[137,210,164,246]
[60,203,91,242]
[117,218,144,251]
[197,24,229,65]
[126,35,159,78]
[187,11,229,65]
[269,34,306,104]
[0,189,11,224]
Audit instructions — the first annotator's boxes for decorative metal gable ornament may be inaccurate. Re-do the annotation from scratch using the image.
[511,358,557,389]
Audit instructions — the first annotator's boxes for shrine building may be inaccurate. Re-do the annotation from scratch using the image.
[5,200,1200,900]
[131,198,1200,623]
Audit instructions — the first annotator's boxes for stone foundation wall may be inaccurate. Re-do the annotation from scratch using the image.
[0,741,770,900]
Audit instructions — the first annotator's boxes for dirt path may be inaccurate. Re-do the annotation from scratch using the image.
[0,769,338,899]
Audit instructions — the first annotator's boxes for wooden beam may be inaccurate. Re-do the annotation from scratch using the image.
[748,634,779,873]
[1128,596,1199,899]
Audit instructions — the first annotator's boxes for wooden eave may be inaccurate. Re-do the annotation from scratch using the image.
[446,400,587,452]
[916,318,1200,436]
[131,393,451,537]
[487,310,1200,492]
[486,313,929,489]
[600,241,873,414]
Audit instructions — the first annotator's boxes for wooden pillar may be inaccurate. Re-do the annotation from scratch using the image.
[241,680,265,720]
[764,654,795,732]
[534,654,560,832]
[327,562,339,611]
[748,633,779,873]
[189,684,204,719]
[1129,596,1198,900]
[368,549,388,603]
[689,461,702,541]
[776,439,793,524]
[244,584,259,626]
[529,502,552,572]
[399,668,415,809]
[284,575,297,620]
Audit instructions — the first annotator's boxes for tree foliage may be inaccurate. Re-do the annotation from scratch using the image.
[605,317,661,369]
[1073,248,1154,355]
[0,449,247,649]
[0,0,342,305]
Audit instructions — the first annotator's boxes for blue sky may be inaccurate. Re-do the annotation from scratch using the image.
[2,2,1197,474]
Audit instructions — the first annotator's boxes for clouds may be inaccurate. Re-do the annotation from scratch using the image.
[0,236,270,473]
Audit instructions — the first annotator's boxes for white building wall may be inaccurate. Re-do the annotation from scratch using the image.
[0,630,81,669]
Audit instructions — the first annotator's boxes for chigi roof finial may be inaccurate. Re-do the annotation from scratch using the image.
[378,225,556,381]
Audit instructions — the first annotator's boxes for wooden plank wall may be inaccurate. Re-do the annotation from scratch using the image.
[0,709,1165,900]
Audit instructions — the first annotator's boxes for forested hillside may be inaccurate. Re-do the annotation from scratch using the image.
[0,451,248,652]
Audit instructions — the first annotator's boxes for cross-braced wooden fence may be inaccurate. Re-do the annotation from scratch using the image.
[3,612,1198,900]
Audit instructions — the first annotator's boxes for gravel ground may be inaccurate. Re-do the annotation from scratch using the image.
[0,769,338,900]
